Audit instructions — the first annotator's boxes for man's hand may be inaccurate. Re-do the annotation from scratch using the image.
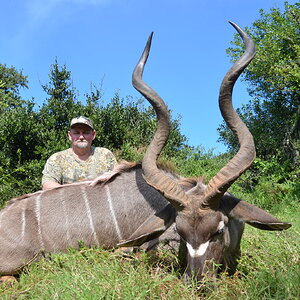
[42,181,62,190]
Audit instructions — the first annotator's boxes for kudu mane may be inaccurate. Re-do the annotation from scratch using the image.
[6,161,203,208]
[95,162,204,195]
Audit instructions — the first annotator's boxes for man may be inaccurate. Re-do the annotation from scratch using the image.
[42,116,117,190]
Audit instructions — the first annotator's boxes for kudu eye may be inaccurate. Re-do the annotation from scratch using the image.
[210,227,225,241]
[211,220,226,239]
[216,227,225,235]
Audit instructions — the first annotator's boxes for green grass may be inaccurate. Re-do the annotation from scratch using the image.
[203,202,300,300]
[0,203,299,299]
[0,248,198,299]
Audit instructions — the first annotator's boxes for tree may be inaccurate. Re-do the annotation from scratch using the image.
[218,2,300,167]
[40,59,80,127]
[0,64,28,110]
[0,65,42,201]
[0,64,39,165]
[38,60,84,159]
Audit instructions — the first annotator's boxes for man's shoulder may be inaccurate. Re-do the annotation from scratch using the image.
[93,147,113,155]
[48,148,73,161]
[92,147,116,165]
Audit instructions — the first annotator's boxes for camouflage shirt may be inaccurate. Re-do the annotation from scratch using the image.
[42,147,117,185]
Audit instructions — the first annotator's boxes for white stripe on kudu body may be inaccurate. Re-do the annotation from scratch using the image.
[60,188,71,243]
[105,185,122,240]
[81,186,99,245]
[35,193,45,250]
[21,198,28,242]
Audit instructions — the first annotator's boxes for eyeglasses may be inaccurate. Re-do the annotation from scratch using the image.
[69,129,93,137]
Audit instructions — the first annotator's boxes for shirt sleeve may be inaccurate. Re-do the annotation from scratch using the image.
[105,150,118,171]
[41,154,63,185]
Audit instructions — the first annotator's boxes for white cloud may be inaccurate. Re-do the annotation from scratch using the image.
[25,0,63,24]
[26,0,113,23]
[5,0,119,51]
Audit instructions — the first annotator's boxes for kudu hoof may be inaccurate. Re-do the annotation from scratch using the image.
[115,246,134,254]
[0,276,17,285]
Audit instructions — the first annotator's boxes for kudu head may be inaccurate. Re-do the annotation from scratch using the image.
[132,22,291,282]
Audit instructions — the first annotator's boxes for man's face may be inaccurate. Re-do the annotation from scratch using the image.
[68,124,96,150]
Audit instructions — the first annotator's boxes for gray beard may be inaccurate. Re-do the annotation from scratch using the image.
[75,141,88,149]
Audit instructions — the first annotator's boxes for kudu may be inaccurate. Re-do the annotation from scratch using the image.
[0,22,290,284]
[132,21,291,281]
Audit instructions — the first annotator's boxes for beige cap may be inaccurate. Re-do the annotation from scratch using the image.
[70,116,94,129]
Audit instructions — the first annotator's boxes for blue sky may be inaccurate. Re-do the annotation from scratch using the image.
[0,0,296,153]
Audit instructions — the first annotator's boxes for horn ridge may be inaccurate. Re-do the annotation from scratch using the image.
[132,33,190,210]
[203,21,256,208]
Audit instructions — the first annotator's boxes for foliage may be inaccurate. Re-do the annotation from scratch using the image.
[94,95,187,161]
[0,64,42,200]
[0,64,28,110]
[218,1,300,169]
[37,60,83,160]
[0,64,35,165]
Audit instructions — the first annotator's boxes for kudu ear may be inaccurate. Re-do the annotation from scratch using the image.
[117,204,176,247]
[220,193,291,231]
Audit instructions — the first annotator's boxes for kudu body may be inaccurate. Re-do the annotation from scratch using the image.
[0,22,291,282]
[0,163,177,276]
